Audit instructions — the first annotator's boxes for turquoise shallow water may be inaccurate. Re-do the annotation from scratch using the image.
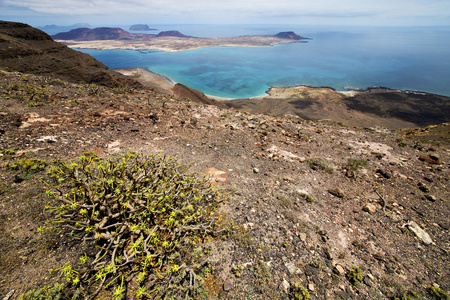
[78,26,450,98]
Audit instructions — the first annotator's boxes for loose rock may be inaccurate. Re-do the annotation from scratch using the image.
[299,232,307,242]
[329,188,345,198]
[224,279,234,291]
[204,168,229,186]
[403,221,433,245]
[418,154,441,164]
[376,168,392,179]
[418,182,430,193]
[280,278,290,294]
[363,203,377,214]
[424,194,437,202]
[285,262,301,275]
[334,265,345,275]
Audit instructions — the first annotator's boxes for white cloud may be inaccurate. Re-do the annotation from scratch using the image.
[1,0,449,25]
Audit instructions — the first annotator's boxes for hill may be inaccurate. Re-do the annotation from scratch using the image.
[0,21,141,88]
[156,30,189,38]
[40,23,91,31]
[52,27,139,41]
[275,31,307,40]
[0,22,449,300]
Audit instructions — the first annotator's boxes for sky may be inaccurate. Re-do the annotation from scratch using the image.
[1,0,449,27]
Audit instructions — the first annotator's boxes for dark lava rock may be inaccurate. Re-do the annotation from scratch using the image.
[418,182,430,193]
[424,194,437,202]
[305,264,320,277]
[376,168,392,179]
[419,154,441,165]
[439,221,450,230]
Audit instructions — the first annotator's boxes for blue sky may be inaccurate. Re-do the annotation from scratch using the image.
[1,0,449,27]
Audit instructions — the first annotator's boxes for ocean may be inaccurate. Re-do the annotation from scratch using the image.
[76,25,450,98]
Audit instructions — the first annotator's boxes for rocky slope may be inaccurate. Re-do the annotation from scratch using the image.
[1,69,449,300]
[223,86,450,130]
[170,83,227,107]
[0,22,448,300]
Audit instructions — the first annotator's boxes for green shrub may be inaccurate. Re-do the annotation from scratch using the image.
[401,290,420,299]
[304,194,315,202]
[69,99,80,105]
[290,282,311,300]
[0,149,16,155]
[428,286,449,300]
[347,266,364,286]
[43,152,224,299]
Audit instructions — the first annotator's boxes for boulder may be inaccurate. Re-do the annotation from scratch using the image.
[403,221,433,245]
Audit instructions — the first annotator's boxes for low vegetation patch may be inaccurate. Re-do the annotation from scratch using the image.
[347,158,369,171]
[7,157,47,181]
[41,152,224,299]
[18,282,65,300]
[8,157,46,172]
[290,282,311,300]
[306,158,334,174]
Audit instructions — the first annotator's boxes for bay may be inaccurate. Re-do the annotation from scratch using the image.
[78,25,450,98]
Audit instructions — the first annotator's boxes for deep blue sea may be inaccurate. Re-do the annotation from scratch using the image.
[77,25,450,98]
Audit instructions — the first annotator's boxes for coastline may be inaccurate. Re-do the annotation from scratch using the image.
[117,68,446,102]
[115,67,448,129]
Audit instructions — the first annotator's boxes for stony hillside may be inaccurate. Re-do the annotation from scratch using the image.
[0,22,449,300]
[0,67,449,300]
[223,86,450,130]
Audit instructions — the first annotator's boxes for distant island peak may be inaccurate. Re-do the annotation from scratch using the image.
[129,24,157,31]
[275,31,307,40]
[156,30,190,38]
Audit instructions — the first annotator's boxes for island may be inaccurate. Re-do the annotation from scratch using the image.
[129,24,157,31]
[52,27,308,51]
